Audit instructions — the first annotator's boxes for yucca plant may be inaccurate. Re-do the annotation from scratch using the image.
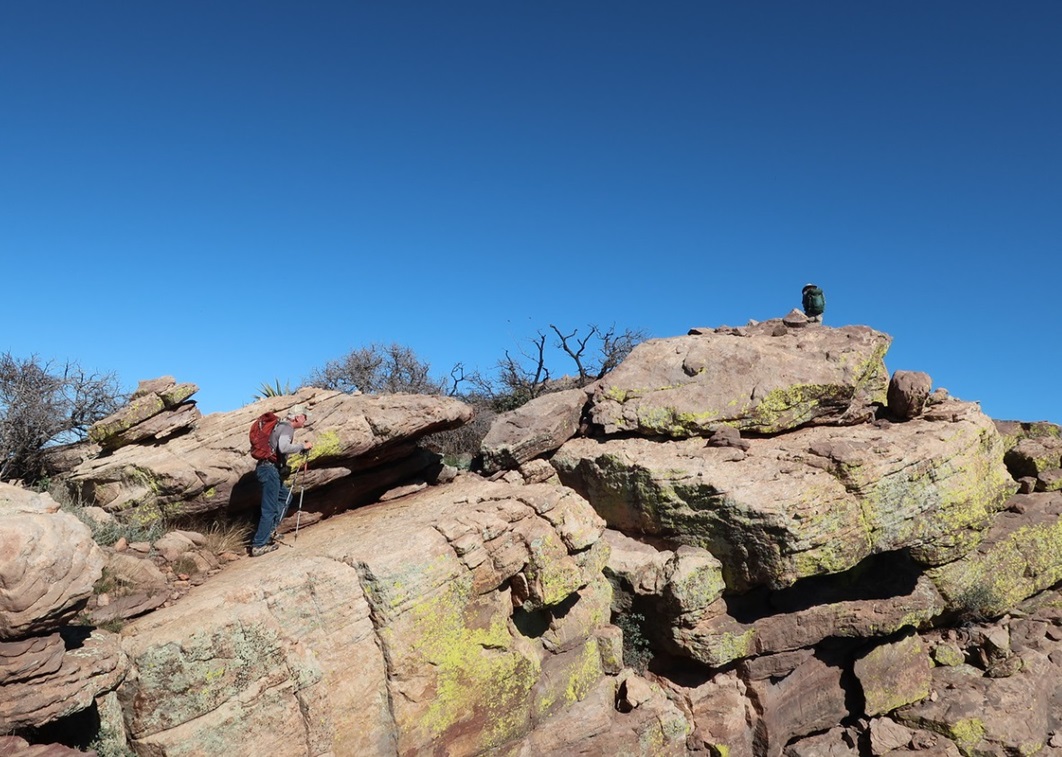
[255,379,294,399]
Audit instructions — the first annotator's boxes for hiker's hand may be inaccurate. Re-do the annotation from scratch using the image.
[303,442,314,451]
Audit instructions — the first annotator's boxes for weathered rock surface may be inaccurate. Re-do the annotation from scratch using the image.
[0,628,126,730]
[80,550,172,626]
[512,671,690,755]
[115,478,615,756]
[89,376,200,450]
[927,491,1062,618]
[853,631,932,717]
[65,388,473,522]
[588,324,891,437]
[887,370,932,420]
[479,387,587,474]
[0,483,105,637]
[746,650,850,757]
[554,397,1013,590]
[602,530,726,624]
[671,669,757,756]
[0,632,65,683]
[895,648,1057,756]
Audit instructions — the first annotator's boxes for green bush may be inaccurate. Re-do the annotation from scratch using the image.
[613,611,654,672]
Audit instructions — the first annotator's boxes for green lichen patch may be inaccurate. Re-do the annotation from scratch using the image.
[392,575,540,751]
[307,430,342,462]
[928,514,1062,619]
[749,383,850,434]
[699,628,757,668]
[948,717,986,754]
[125,616,288,738]
[533,638,603,721]
[637,405,721,439]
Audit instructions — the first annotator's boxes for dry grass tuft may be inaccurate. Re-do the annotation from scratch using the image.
[203,520,254,554]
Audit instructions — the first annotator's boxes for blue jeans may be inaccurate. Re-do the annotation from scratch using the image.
[253,462,290,548]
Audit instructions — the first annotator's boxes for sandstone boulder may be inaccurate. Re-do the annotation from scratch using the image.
[479,387,587,474]
[588,325,891,438]
[0,483,105,638]
[0,628,127,730]
[887,370,932,420]
[554,398,1013,590]
[853,631,932,717]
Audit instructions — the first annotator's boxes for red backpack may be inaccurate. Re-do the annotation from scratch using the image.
[249,412,279,461]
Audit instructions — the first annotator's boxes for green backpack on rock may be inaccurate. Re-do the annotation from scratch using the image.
[802,285,825,317]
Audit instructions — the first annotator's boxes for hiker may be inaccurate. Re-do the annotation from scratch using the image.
[802,283,825,323]
[251,405,313,556]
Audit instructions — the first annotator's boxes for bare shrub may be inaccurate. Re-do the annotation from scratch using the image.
[0,354,125,483]
[305,342,447,395]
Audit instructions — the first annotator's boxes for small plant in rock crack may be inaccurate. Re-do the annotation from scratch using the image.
[954,582,1003,623]
[614,611,654,672]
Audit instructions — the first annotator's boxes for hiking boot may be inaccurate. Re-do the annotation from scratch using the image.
[250,543,279,557]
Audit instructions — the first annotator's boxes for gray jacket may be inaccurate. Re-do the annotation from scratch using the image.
[269,420,307,465]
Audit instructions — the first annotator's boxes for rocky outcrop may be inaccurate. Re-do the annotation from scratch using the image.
[473,320,1062,756]
[64,386,473,523]
[0,482,124,731]
[113,478,624,756]
[554,396,1013,590]
[88,376,200,451]
[11,319,1062,755]
[590,325,891,437]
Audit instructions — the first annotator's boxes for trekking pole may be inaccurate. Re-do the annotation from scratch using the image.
[272,464,302,547]
[293,460,308,544]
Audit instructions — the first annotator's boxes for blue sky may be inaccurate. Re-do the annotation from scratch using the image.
[2,3,1060,423]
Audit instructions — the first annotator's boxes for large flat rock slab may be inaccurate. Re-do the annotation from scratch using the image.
[480,388,587,474]
[588,325,891,437]
[65,389,473,521]
[116,478,612,757]
[554,399,1013,590]
[672,576,945,668]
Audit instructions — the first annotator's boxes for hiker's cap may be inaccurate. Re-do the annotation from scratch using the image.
[288,404,310,421]
[803,283,816,290]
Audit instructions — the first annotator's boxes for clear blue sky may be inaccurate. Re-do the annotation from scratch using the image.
[3,3,1060,423]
